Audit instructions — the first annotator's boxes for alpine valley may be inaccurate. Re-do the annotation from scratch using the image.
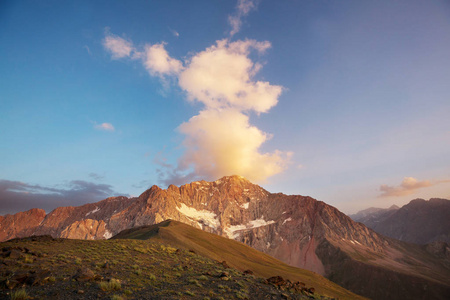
[1,175,449,299]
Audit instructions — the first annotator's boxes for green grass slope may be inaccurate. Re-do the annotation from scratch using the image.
[112,219,366,300]
[1,235,331,300]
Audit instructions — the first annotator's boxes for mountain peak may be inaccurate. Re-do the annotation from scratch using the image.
[214,175,250,184]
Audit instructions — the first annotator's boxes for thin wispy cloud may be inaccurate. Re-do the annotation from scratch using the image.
[169,27,180,37]
[103,32,134,59]
[88,172,104,181]
[379,177,449,197]
[94,122,115,131]
[228,0,258,36]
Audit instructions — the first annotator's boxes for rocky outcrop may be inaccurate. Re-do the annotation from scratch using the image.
[60,219,109,240]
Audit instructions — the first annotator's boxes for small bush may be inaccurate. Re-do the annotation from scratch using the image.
[185,290,195,296]
[99,279,121,291]
[198,275,208,281]
[111,295,124,300]
[10,289,28,300]
[23,255,33,264]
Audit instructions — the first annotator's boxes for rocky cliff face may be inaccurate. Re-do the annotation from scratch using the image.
[1,176,449,299]
[0,208,46,242]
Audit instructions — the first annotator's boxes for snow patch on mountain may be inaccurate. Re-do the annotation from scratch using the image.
[176,203,220,229]
[240,203,250,209]
[86,206,100,216]
[103,230,112,239]
[282,217,292,225]
[225,217,275,239]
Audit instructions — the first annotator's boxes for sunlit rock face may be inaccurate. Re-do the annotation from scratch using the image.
[0,208,46,242]
[0,175,383,274]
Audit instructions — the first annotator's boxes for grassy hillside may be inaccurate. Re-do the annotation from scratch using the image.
[0,236,317,300]
[112,220,366,300]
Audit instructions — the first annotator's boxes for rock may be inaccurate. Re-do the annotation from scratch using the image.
[243,269,253,275]
[266,276,286,287]
[73,267,95,281]
[4,249,24,259]
[219,261,230,268]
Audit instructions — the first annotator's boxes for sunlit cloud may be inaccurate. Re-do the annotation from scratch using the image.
[378,177,448,197]
[94,122,115,131]
[178,108,291,182]
[104,32,291,184]
[142,42,183,78]
[178,39,278,113]
[228,0,258,36]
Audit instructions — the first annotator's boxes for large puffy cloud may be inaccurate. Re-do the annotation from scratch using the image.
[104,32,290,184]
[179,39,281,112]
[379,177,435,197]
[178,108,291,182]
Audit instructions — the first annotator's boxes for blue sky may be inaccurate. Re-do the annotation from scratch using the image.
[1,0,449,215]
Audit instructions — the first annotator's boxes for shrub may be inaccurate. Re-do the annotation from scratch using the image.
[99,279,121,291]
[23,255,33,264]
[10,289,28,300]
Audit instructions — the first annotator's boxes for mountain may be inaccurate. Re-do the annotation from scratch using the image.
[112,219,364,300]
[351,198,450,244]
[349,205,399,227]
[1,175,449,299]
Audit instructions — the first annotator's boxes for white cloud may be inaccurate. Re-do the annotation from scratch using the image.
[179,39,280,113]
[169,28,180,37]
[94,123,115,132]
[102,34,134,59]
[142,43,183,77]
[178,108,291,182]
[228,0,258,36]
[103,31,291,183]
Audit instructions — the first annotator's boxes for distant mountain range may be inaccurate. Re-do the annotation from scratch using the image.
[350,198,450,244]
[1,175,449,299]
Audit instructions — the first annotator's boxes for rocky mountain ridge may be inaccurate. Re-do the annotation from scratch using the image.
[351,198,450,244]
[1,175,449,299]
